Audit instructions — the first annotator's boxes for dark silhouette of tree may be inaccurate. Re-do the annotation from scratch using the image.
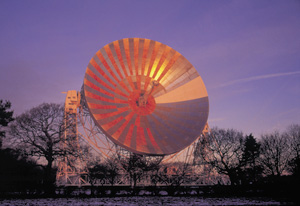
[121,153,147,188]
[0,148,43,194]
[0,100,44,194]
[158,162,191,187]
[88,162,107,196]
[0,100,14,148]
[242,134,260,164]
[88,157,120,186]
[285,124,300,177]
[105,158,120,186]
[88,163,108,186]
[198,127,245,185]
[240,134,262,184]
[147,160,161,187]
[9,103,78,194]
[193,134,209,166]
[259,131,291,177]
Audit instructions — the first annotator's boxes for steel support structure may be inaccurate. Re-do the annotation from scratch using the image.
[57,90,225,186]
[56,90,88,186]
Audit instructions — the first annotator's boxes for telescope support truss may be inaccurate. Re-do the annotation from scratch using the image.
[56,90,88,186]
[56,90,221,186]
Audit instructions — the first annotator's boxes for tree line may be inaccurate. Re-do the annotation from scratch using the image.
[0,100,299,195]
[194,126,300,186]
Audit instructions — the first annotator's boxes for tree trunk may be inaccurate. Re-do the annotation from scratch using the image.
[133,173,137,188]
[228,171,239,185]
[44,158,55,195]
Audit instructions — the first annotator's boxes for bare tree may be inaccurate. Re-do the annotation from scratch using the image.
[9,103,78,193]
[146,159,161,187]
[284,124,300,176]
[105,157,121,186]
[88,163,108,186]
[259,131,291,177]
[198,127,245,185]
[158,162,191,187]
[120,153,147,188]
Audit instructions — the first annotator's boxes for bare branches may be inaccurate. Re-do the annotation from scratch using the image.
[201,128,244,179]
[194,127,263,185]
[194,125,300,185]
[9,103,79,165]
[259,131,291,176]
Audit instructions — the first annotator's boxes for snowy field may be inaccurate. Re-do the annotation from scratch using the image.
[0,196,291,206]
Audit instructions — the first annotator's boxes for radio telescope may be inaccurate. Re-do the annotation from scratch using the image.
[57,38,209,185]
[82,38,209,156]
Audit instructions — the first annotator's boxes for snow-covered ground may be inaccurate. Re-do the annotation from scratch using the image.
[0,196,289,206]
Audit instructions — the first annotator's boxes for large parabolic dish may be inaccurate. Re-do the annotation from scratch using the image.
[83,38,209,156]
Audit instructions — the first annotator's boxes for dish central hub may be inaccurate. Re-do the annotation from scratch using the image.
[137,93,147,107]
[128,90,156,115]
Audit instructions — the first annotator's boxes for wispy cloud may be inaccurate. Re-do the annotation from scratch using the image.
[216,71,300,88]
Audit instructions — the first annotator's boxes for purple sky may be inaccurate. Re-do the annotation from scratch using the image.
[0,0,299,137]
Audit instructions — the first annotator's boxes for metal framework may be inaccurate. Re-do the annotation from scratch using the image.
[56,90,88,186]
[55,90,224,186]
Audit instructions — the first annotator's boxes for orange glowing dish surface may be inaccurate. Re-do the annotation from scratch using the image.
[83,38,209,155]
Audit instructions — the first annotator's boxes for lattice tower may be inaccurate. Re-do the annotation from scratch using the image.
[56,90,88,186]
